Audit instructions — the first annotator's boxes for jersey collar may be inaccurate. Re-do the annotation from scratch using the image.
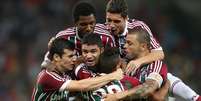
[75,27,82,40]
[120,21,128,37]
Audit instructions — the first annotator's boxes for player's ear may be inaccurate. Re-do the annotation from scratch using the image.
[53,54,61,62]
[74,20,79,26]
[124,15,128,21]
[100,47,104,53]
[141,43,148,51]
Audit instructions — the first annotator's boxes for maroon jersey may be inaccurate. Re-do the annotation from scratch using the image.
[97,19,162,56]
[55,23,116,55]
[74,63,97,80]
[31,69,72,101]
[87,76,140,101]
[75,64,140,101]
[74,63,140,88]
[127,19,161,50]
[74,63,140,100]
[130,60,168,83]
[41,23,116,67]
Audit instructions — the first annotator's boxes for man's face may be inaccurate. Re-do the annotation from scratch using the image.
[124,34,142,60]
[81,44,102,67]
[106,12,127,36]
[76,14,96,38]
[57,49,77,72]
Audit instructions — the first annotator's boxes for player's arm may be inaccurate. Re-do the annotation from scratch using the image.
[126,49,164,74]
[104,79,159,101]
[62,68,123,92]
[149,80,170,101]
[104,72,163,100]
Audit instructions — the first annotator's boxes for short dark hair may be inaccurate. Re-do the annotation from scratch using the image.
[49,38,75,61]
[98,47,120,74]
[128,27,151,49]
[73,2,96,22]
[106,0,128,18]
[82,33,103,48]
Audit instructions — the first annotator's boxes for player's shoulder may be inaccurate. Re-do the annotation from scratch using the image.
[55,27,76,38]
[95,23,107,30]
[94,23,111,35]
[120,75,140,89]
[127,18,149,29]
[151,60,165,66]
[148,60,167,72]
[37,69,65,84]
[121,75,140,84]
[74,63,88,76]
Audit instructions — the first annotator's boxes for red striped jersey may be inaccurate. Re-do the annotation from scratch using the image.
[41,23,116,67]
[74,63,97,80]
[127,19,161,50]
[31,69,72,101]
[96,19,162,56]
[74,63,140,101]
[86,76,140,101]
[130,60,168,83]
[55,23,116,55]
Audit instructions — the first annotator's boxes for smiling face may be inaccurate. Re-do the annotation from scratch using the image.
[81,44,103,67]
[106,12,127,36]
[75,14,96,38]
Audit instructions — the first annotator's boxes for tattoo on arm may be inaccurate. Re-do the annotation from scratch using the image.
[126,80,158,100]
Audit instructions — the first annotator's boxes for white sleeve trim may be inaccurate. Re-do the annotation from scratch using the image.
[59,80,72,91]
[41,52,51,68]
[146,72,163,88]
[151,47,163,51]
[74,63,85,77]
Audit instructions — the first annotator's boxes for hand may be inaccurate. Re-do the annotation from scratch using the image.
[149,92,166,101]
[125,60,141,75]
[48,37,56,49]
[148,80,170,101]
[110,68,123,80]
[118,59,127,70]
[103,94,119,101]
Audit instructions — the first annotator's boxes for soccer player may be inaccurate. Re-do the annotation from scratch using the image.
[105,0,164,72]
[104,28,200,101]
[105,0,201,101]
[31,38,123,101]
[76,33,167,100]
[75,33,141,100]
[104,28,168,101]
[41,2,115,67]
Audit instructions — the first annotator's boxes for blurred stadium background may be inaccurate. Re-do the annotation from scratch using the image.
[0,0,200,100]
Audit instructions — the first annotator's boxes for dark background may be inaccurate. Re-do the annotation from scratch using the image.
[0,0,200,100]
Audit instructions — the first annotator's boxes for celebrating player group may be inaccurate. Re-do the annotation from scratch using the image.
[31,0,201,101]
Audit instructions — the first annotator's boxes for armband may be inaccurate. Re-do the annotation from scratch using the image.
[146,72,163,88]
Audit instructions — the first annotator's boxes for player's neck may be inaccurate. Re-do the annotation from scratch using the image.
[48,61,64,75]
